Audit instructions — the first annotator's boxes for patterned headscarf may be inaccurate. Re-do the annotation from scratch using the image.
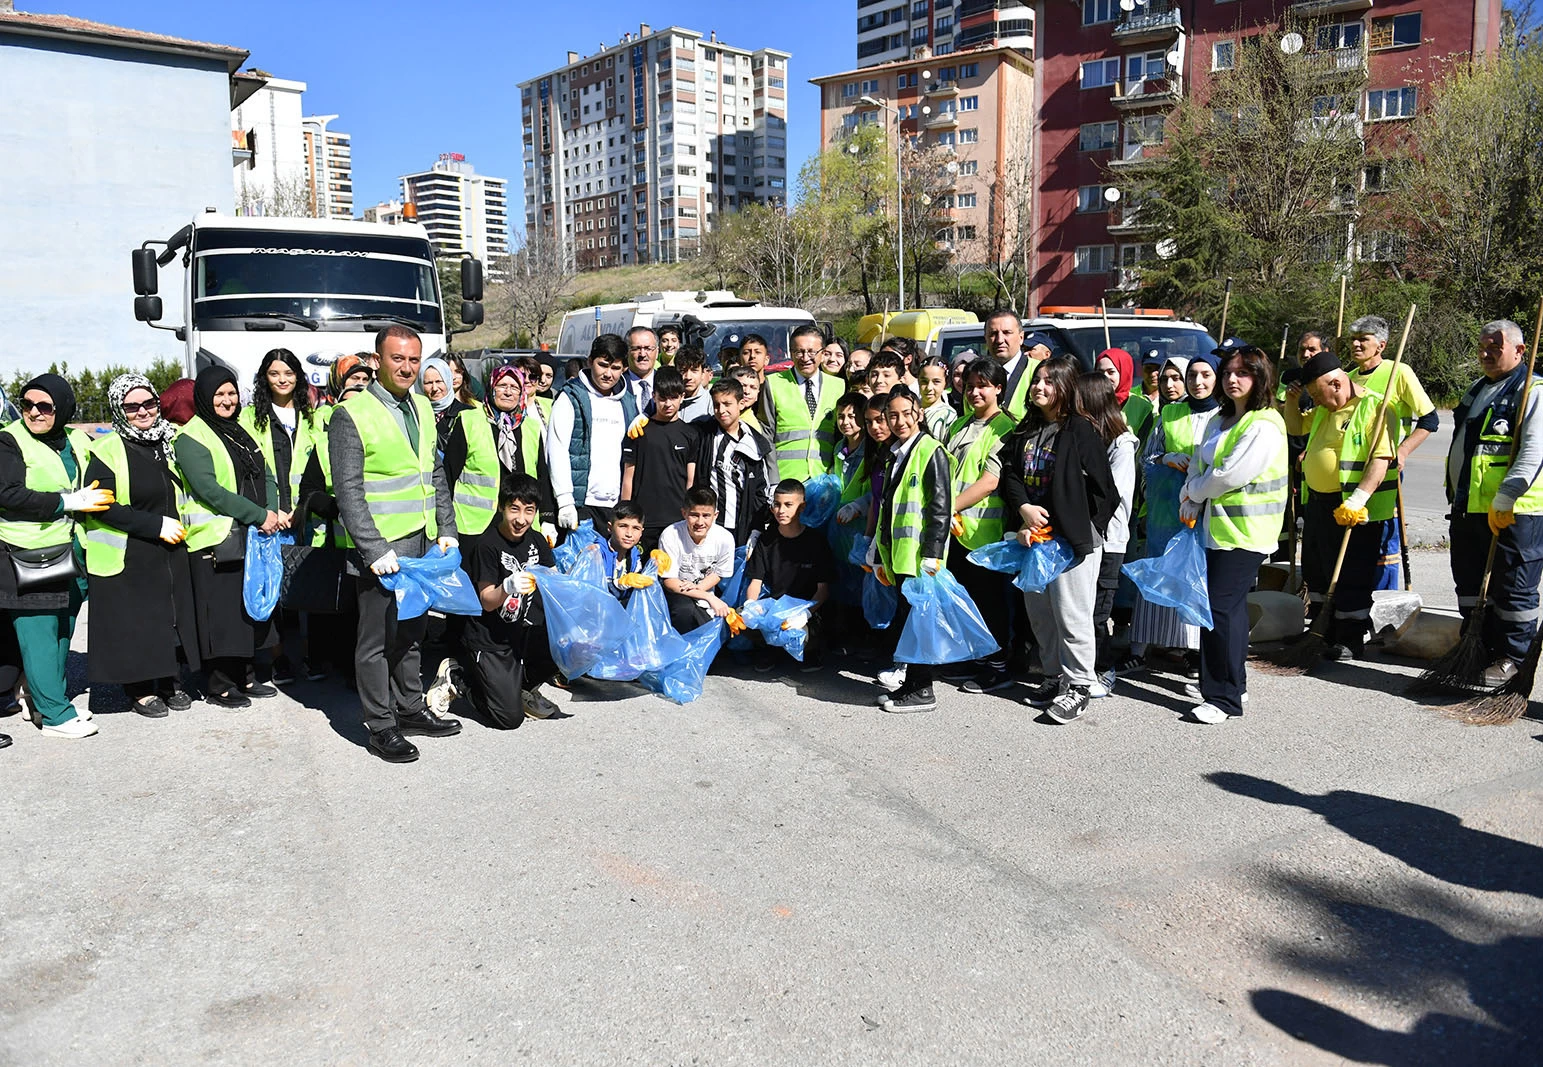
[109,372,176,460]
[485,364,529,473]
[328,354,373,402]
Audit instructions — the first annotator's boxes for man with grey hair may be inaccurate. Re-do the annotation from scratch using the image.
[624,325,659,415]
[1445,318,1543,687]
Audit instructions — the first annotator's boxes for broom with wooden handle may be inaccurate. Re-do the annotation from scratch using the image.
[1432,297,1543,721]
[1218,278,1234,339]
[1268,304,1415,673]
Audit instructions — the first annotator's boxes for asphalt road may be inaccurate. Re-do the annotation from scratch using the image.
[2,549,1540,1066]
[1397,413,1454,548]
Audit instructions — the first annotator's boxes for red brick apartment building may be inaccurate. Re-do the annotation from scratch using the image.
[1032,0,1503,309]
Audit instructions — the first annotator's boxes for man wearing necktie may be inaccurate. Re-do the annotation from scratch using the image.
[760,325,845,482]
[625,326,659,416]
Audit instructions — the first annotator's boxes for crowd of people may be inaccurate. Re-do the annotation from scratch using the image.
[1,307,1538,760]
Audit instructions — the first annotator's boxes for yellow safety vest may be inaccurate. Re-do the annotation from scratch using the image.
[0,422,91,550]
[340,390,438,543]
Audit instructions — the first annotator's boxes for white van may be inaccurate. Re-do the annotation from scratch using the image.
[557,290,818,370]
[931,308,1219,372]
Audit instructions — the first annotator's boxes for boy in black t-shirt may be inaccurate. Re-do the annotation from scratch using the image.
[744,479,837,671]
[622,365,698,555]
[464,474,566,727]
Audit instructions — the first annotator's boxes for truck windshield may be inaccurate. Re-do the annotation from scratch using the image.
[673,318,812,370]
[1044,324,1221,372]
[192,229,443,333]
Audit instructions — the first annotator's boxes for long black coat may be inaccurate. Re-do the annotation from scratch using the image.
[84,438,200,685]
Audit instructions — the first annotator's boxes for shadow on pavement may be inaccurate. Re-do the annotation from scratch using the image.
[1208,772,1543,1063]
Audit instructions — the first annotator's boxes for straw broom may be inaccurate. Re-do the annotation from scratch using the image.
[1268,304,1415,673]
[1435,297,1543,721]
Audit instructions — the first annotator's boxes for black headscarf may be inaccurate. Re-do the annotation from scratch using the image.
[193,366,264,487]
[20,373,76,450]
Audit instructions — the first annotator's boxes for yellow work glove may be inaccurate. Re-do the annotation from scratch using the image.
[626,415,650,439]
[158,517,187,545]
[950,513,965,538]
[617,572,655,590]
[726,609,748,636]
[1489,506,1517,537]
[502,571,536,596]
[649,548,672,572]
[1333,503,1369,527]
[1178,498,1201,529]
[875,565,893,587]
[1028,524,1055,544]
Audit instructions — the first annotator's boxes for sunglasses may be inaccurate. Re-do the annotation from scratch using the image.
[121,398,161,416]
[19,399,55,416]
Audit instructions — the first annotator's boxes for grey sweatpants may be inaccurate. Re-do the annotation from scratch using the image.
[1022,546,1103,689]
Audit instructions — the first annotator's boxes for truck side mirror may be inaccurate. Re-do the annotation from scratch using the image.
[461,300,484,327]
[461,257,484,302]
[134,296,163,322]
[132,248,158,296]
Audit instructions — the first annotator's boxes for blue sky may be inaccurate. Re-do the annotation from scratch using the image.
[30,0,847,227]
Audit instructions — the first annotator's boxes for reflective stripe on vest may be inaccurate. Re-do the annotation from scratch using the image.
[1307,392,1402,522]
[81,432,134,576]
[766,371,840,480]
[1467,382,1543,515]
[880,435,945,578]
[345,390,438,541]
[1207,410,1289,553]
[453,407,500,536]
[175,416,246,552]
[946,411,1015,549]
[0,422,90,550]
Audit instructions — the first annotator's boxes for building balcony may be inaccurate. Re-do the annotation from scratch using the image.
[924,109,960,129]
[1111,75,1182,110]
[922,80,958,99]
[1111,6,1182,45]
[1291,44,1369,84]
[1106,209,1157,235]
[1108,267,1143,291]
[1108,142,1163,167]
[1288,0,1373,16]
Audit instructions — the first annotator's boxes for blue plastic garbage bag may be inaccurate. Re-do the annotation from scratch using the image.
[739,594,817,662]
[639,616,728,704]
[849,532,873,569]
[242,528,284,621]
[590,563,690,681]
[529,560,631,678]
[800,474,841,529]
[1120,525,1213,629]
[967,535,1075,593]
[894,568,999,665]
[721,543,751,609]
[553,519,603,573]
[1143,458,1187,558]
[379,546,481,620]
[863,569,898,629]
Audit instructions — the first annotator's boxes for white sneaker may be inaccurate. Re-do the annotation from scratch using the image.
[1088,669,1116,699]
[425,657,459,716]
[41,716,98,739]
[1183,682,1202,701]
[1189,702,1228,725]
[877,665,907,692]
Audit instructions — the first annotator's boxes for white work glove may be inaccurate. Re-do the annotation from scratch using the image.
[503,570,536,595]
[1344,488,1370,511]
[437,536,458,553]
[1162,452,1191,472]
[158,517,187,545]
[626,415,650,439]
[1178,498,1202,528]
[782,610,810,631]
[837,501,864,524]
[558,505,580,531]
[61,483,114,512]
[370,549,400,575]
[921,557,944,576]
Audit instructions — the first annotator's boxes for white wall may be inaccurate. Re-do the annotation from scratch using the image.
[232,78,307,212]
[0,35,236,376]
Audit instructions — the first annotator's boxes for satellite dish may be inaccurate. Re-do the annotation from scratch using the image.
[1166,48,1182,67]
[1103,187,1122,203]
[1281,32,1305,55]
[1155,238,1178,259]
[922,104,932,115]
[1120,0,1135,9]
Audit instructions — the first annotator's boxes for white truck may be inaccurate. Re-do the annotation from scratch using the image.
[131,211,483,397]
[557,290,819,371]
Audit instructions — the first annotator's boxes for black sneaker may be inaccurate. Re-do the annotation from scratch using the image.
[938,660,980,683]
[1182,653,1201,680]
[1045,687,1090,724]
[243,683,278,699]
[798,653,823,673]
[881,686,937,713]
[961,667,1014,694]
[270,660,296,686]
[1024,679,1061,708]
[162,688,193,712]
[205,690,251,709]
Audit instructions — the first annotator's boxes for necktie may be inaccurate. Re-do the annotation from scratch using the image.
[804,377,817,417]
[398,395,419,454]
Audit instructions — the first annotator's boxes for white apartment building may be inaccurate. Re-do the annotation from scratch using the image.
[858,0,1034,68]
[400,155,510,272]
[301,114,353,220]
[231,75,307,214]
[519,24,791,269]
[360,198,405,225]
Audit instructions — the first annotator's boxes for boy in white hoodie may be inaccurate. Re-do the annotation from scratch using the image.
[547,333,640,536]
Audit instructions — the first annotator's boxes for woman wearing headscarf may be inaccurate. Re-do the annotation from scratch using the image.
[418,355,469,454]
[1095,347,1155,446]
[83,374,199,716]
[174,366,283,708]
[1122,352,1216,680]
[1095,347,1153,658]
[0,375,112,738]
[441,363,554,547]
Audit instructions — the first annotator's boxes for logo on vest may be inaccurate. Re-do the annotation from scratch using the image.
[1495,419,1511,436]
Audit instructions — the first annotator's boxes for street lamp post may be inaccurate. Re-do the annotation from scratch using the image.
[858,93,906,313]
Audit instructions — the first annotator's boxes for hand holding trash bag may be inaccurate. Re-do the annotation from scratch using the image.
[739,595,817,661]
[1120,525,1213,629]
[894,568,999,665]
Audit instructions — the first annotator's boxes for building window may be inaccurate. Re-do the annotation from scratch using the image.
[1079,121,1118,152]
[861,79,880,94]
[934,42,956,55]
[958,128,979,143]
[1370,13,1421,50]
[1078,185,1113,213]
[1358,231,1407,262]
[959,95,979,111]
[1317,21,1363,51]
[1082,58,1121,89]
[959,63,978,79]
[1076,245,1115,274]
[1083,0,1118,25]
[936,17,953,33]
[958,160,978,175]
[935,131,957,146]
[912,26,929,44]
[1212,41,1235,71]
[958,225,977,240]
[956,192,977,208]
[1367,86,1418,120]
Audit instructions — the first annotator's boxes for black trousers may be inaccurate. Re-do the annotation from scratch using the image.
[354,573,428,735]
[666,590,712,633]
[1093,550,1125,672]
[1302,490,1386,629]
[948,539,1008,669]
[1199,547,1265,717]
[1450,512,1543,662]
[465,643,526,729]
[891,576,933,691]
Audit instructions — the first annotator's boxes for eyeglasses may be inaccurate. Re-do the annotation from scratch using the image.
[629,344,657,353]
[121,398,161,415]
[19,399,55,416]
